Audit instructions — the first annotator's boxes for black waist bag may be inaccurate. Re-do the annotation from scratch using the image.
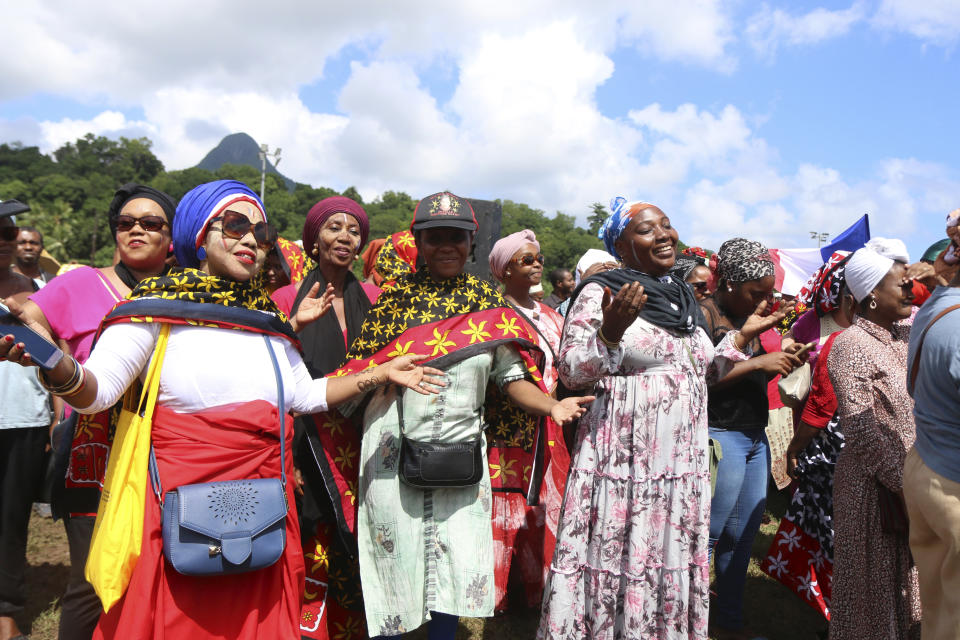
[395,387,484,489]
[399,432,483,489]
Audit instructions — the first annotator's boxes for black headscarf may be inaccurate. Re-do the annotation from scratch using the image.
[291,267,372,378]
[568,267,708,335]
[107,183,177,237]
[108,183,176,289]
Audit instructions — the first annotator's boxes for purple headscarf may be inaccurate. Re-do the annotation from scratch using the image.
[302,196,369,258]
[488,229,539,282]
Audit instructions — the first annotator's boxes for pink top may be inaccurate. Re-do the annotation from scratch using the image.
[29,266,122,364]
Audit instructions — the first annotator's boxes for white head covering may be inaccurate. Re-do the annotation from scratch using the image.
[575,249,617,286]
[865,237,910,263]
[845,237,910,303]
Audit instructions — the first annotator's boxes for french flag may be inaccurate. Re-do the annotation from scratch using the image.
[769,214,871,295]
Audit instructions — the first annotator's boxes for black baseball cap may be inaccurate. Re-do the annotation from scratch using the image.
[411,192,478,233]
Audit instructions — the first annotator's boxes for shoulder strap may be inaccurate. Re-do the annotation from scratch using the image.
[262,335,287,488]
[93,268,122,303]
[909,303,960,393]
[149,329,288,504]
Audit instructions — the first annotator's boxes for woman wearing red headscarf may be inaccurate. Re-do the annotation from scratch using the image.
[271,196,381,640]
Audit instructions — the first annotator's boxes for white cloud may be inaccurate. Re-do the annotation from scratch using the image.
[746,3,866,59]
[1,0,737,104]
[873,0,960,46]
[2,0,956,261]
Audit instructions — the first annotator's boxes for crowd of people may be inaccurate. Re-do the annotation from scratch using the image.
[0,183,958,640]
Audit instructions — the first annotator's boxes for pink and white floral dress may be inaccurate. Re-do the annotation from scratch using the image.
[537,282,747,640]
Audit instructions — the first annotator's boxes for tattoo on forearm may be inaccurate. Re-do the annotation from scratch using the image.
[357,373,385,392]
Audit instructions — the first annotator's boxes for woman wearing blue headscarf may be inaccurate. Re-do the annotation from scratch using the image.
[1,180,443,640]
[537,199,792,640]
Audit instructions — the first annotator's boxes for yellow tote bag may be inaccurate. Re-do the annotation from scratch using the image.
[85,324,170,612]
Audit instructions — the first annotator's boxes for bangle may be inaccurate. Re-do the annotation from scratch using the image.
[36,356,86,396]
[597,327,621,349]
[731,330,752,355]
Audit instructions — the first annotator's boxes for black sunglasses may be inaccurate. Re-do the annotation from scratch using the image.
[512,253,545,266]
[0,225,20,242]
[690,281,708,292]
[115,215,168,233]
[210,210,278,249]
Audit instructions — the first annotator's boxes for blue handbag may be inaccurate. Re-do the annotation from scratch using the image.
[149,335,289,576]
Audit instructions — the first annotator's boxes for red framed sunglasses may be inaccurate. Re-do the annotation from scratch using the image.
[209,210,278,249]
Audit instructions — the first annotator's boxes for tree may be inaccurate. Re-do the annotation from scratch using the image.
[1,132,607,272]
[499,200,603,294]
[587,202,607,236]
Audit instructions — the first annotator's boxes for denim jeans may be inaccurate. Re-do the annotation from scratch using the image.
[708,427,769,631]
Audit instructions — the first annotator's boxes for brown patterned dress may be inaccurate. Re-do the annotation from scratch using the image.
[827,315,921,639]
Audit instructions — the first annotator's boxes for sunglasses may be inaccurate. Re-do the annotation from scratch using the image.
[512,253,545,266]
[0,225,20,242]
[690,281,708,292]
[115,215,168,233]
[209,210,278,249]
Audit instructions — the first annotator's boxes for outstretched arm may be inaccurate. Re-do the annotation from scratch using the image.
[503,378,593,426]
[324,354,446,408]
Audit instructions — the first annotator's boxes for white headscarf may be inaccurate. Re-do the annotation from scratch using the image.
[845,238,910,303]
[575,249,617,286]
[865,237,910,263]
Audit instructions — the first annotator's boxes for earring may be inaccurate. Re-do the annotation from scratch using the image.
[505,271,511,277]
[197,247,207,261]
[868,297,878,310]
[726,285,733,292]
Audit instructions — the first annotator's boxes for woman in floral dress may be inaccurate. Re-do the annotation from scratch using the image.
[537,199,790,639]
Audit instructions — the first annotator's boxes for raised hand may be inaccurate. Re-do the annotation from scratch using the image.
[738,298,795,348]
[290,282,335,332]
[600,283,647,343]
[383,354,447,395]
[550,395,595,426]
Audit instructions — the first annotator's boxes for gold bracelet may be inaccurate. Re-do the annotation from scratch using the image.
[36,356,85,396]
[597,327,621,349]
[730,330,747,354]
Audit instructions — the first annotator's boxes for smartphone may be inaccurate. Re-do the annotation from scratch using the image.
[0,300,64,370]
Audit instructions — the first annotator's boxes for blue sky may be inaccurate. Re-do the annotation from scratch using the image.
[1,1,957,260]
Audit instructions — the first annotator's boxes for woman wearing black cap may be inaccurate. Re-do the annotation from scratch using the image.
[329,192,592,639]
[15,183,176,640]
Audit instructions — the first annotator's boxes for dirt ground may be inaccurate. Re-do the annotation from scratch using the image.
[21,490,826,640]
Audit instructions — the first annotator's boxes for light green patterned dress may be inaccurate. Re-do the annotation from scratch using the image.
[356,344,528,636]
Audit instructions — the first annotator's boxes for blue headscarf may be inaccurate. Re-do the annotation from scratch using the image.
[598,196,654,260]
[173,180,266,268]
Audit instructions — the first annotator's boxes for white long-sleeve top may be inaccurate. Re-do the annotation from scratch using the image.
[80,322,328,415]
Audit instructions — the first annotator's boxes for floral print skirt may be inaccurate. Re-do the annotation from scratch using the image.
[537,375,711,640]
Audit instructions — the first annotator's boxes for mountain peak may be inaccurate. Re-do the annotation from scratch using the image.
[195,132,295,191]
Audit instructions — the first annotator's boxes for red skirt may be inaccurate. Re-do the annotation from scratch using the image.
[94,400,304,640]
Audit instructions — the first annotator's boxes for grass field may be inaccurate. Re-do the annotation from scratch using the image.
[20,489,827,639]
